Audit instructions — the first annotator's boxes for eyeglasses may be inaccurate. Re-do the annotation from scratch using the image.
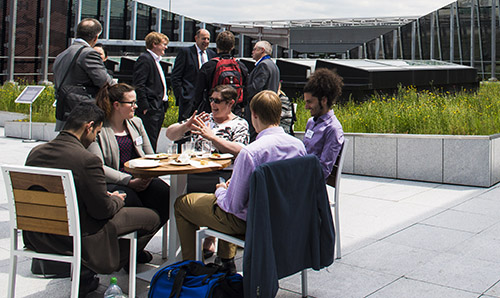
[119,101,137,106]
[209,97,226,104]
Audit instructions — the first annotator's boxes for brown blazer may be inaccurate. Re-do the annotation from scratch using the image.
[23,131,127,273]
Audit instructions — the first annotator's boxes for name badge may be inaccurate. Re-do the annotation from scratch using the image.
[135,136,143,146]
[305,129,314,139]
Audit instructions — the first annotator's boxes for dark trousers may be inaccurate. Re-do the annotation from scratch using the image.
[138,109,165,152]
[244,105,257,142]
[23,207,161,274]
[178,97,193,122]
[107,177,170,225]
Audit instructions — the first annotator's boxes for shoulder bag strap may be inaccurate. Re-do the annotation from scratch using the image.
[169,267,188,298]
[58,46,85,88]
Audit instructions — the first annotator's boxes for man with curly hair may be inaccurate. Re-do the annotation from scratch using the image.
[303,68,345,179]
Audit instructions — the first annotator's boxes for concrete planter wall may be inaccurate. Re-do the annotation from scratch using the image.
[4,121,58,141]
[4,118,498,187]
[348,133,500,187]
[3,120,172,148]
[297,132,500,187]
[0,112,26,126]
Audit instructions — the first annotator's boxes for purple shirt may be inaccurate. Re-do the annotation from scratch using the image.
[303,110,344,179]
[215,126,307,220]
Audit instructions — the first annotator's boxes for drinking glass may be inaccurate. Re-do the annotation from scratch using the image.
[167,144,177,154]
[200,140,213,154]
[182,141,194,155]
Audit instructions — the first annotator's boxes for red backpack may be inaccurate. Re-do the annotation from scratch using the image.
[211,57,244,104]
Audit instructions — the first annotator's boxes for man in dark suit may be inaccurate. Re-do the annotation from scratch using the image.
[24,103,161,297]
[133,32,170,152]
[53,18,113,131]
[245,40,280,141]
[171,29,216,121]
[192,30,248,117]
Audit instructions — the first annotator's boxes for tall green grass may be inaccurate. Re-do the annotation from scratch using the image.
[0,82,56,123]
[3,82,500,135]
[294,82,500,135]
[0,82,178,125]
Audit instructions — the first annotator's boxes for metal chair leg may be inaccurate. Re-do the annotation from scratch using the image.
[301,269,308,297]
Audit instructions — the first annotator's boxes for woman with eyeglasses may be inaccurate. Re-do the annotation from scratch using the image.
[88,83,170,263]
[166,84,249,259]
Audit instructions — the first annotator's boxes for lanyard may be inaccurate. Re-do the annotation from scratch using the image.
[255,55,271,66]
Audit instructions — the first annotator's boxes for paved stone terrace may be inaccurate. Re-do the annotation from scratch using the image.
[1,127,500,297]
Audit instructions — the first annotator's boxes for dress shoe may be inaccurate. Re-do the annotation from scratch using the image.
[137,250,153,264]
[78,275,99,298]
[31,258,71,278]
[123,249,153,273]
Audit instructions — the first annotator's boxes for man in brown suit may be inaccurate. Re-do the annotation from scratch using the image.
[23,103,161,297]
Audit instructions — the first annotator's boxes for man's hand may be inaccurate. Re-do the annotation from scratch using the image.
[215,178,230,190]
[143,109,148,115]
[128,178,153,192]
[108,191,126,201]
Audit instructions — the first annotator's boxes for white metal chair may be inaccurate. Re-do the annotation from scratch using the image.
[326,138,349,259]
[196,229,309,297]
[2,165,138,298]
[196,155,334,298]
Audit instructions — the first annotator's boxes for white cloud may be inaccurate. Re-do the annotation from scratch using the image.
[139,0,455,23]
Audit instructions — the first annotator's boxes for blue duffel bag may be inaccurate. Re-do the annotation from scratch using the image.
[148,260,243,298]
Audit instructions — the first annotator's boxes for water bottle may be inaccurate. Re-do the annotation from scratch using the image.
[104,277,123,298]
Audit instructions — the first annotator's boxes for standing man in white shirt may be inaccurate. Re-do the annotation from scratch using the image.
[133,32,170,152]
[172,29,216,121]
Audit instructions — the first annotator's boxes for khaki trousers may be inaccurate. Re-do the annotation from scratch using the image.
[174,193,246,260]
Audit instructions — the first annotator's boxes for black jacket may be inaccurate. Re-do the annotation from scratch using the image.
[243,155,335,298]
[192,53,248,115]
[171,45,216,120]
[133,51,167,113]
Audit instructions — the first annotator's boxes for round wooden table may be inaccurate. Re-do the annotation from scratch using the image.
[124,156,231,178]
[124,155,232,262]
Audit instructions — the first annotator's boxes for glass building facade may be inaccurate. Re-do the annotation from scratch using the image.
[351,0,500,79]
[0,0,238,83]
[4,0,500,83]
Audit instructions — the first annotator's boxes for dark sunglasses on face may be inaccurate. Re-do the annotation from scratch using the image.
[209,97,226,104]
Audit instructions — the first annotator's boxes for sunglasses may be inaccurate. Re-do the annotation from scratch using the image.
[209,97,227,104]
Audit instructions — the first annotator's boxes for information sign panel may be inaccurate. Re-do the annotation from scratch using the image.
[14,86,45,104]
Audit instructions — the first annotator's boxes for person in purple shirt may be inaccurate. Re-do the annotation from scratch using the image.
[302,68,345,179]
[174,90,306,271]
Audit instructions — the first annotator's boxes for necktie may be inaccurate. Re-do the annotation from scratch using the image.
[200,51,206,66]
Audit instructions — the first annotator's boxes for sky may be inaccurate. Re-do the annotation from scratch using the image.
[140,0,455,24]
